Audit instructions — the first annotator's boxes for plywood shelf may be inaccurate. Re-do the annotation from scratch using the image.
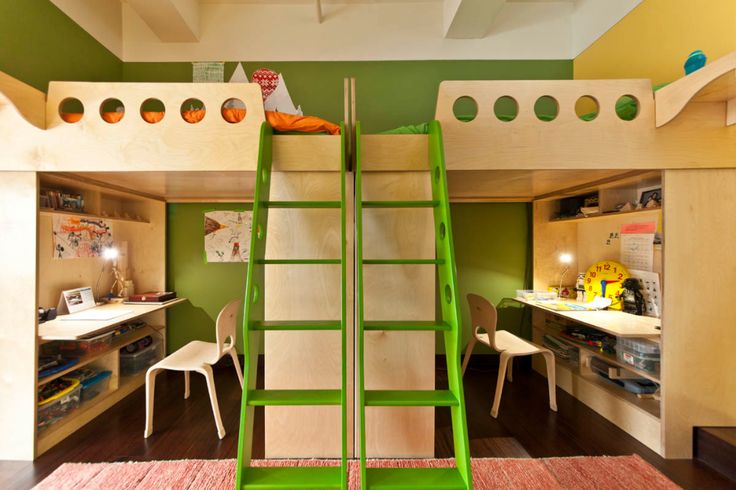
[558,359,660,419]
[536,324,660,383]
[549,207,661,224]
[36,370,147,455]
[38,325,157,386]
[39,208,150,224]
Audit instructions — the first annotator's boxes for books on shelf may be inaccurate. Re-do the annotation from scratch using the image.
[124,292,177,305]
[40,188,84,212]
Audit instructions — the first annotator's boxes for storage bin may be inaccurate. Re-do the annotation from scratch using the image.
[120,339,161,376]
[80,370,112,402]
[37,378,81,430]
[516,290,556,301]
[42,331,113,357]
[617,337,660,374]
[543,334,579,364]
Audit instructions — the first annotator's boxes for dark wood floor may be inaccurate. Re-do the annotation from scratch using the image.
[1,357,733,490]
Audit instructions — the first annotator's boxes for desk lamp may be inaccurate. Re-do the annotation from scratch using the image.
[558,253,573,298]
[96,246,125,301]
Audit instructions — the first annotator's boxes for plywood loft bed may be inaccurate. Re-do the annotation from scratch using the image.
[0,51,735,465]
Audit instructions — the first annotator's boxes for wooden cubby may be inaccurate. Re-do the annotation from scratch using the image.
[34,173,167,456]
[36,325,165,455]
[531,171,664,454]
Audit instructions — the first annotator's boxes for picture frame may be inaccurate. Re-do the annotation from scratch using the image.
[638,185,662,207]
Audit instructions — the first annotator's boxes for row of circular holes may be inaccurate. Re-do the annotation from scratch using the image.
[249,166,456,306]
[59,97,248,125]
[453,94,640,123]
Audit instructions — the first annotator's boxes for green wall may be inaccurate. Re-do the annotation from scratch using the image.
[448,203,531,354]
[166,203,251,353]
[0,0,121,92]
[124,60,571,133]
[165,201,531,355]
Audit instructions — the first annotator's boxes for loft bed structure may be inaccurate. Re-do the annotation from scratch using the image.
[0,52,734,470]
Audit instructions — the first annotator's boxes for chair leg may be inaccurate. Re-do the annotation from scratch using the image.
[184,371,190,399]
[542,350,558,412]
[199,365,226,439]
[228,348,244,388]
[461,337,478,376]
[491,352,511,418]
[506,357,514,383]
[144,367,161,438]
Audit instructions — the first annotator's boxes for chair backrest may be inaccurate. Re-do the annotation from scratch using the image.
[215,298,242,358]
[466,293,499,350]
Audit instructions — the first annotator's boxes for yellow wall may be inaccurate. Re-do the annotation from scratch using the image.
[574,0,736,83]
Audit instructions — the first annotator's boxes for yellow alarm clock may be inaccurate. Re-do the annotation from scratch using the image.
[583,260,630,310]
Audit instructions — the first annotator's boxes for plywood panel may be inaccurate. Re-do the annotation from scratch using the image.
[533,200,577,290]
[272,135,342,171]
[360,170,435,457]
[264,171,353,458]
[662,169,736,458]
[0,81,265,172]
[435,78,736,170]
[361,135,428,171]
[447,170,632,202]
[37,200,166,309]
[0,173,37,460]
[0,71,45,128]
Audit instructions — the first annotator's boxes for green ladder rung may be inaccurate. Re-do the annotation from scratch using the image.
[251,320,342,331]
[256,259,341,265]
[363,259,443,265]
[365,468,467,490]
[364,390,458,407]
[267,201,341,209]
[363,321,451,332]
[247,389,341,406]
[241,467,343,489]
[362,200,439,208]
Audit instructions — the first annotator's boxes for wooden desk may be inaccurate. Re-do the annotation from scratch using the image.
[511,297,661,338]
[39,298,187,341]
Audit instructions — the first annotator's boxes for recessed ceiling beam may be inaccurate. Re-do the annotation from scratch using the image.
[443,0,506,39]
[126,0,200,42]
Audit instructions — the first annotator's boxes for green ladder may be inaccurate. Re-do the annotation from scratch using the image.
[356,121,473,490]
[235,123,349,489]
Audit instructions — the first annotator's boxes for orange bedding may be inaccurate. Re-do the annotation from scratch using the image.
[62,109,340,135]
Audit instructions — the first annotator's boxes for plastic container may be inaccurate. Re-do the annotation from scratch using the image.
[617,337,661,374]
[120,339,161,376]
[80,370,112,402]
[37,378,81,430]
[43,332,113,357]
[543,334,579,364]
[516,290,557,301]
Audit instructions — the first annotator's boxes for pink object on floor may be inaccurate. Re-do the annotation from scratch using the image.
[33,455,679,490]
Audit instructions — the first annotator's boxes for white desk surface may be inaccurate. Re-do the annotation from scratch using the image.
[39,298,187,340]
[512,297,661,338]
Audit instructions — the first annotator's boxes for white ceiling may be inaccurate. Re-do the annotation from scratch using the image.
[51,0,641,62]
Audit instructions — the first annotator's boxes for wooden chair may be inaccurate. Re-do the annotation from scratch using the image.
[462,293,557,418]
[144,299,244,439]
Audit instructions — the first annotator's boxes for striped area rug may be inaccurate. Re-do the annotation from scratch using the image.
[34,455,679,489]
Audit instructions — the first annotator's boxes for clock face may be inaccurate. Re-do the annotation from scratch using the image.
[583,260,630,310]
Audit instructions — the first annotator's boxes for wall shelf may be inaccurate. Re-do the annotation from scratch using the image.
[535,323,660,383]
[38,326,158,386]
[36,370,147,455]
[39,208,149,224]
[550,207,661,224]
[556,358,660,419]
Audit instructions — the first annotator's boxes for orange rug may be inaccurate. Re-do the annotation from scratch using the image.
[33,455,679,489]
